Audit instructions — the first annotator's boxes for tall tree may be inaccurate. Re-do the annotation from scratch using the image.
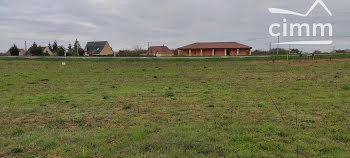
[57,46,66,56]
[52,41,58,52]
[78,47,84,56]
[9,44,19,56]
[67,43,72,56]
[73,39,82,56]
[28,42,43,56]
[48,43,53,52]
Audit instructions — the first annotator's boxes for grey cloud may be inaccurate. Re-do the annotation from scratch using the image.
[0,0,349,52]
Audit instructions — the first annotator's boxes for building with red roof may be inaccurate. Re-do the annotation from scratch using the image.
[141,46,174,57]
[178,42,252,56]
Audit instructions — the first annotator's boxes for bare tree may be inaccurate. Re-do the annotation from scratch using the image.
[133,45,144,52]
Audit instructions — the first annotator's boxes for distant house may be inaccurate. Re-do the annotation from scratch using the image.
[4,50,11,56]
[141,46,174,57]
[84,41,114,56]
[18,49,26,56]
[5,48,26,56]
[178,42,252,56]
[40,47,54,56]
[25,46,54,56]
[0,52,9,56]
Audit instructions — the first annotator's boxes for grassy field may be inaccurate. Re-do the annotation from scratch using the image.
[1,57,350,157]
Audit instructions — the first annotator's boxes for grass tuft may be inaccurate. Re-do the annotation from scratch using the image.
[165,91,174,97]
[27,81,38,85]
[11,129,24,136]
[208,104,215,108]
[341,85,350,90]
[54,118,65,125]
[123,104,131,110]
[11,148,23,154]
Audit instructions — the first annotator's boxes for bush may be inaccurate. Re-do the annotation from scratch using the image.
[9,44,19,56]
[28,42,43,56]
[117,49,147,57]
[43,52,50,56]
[57,46,66,56]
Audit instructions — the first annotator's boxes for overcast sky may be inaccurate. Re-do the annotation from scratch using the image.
[0,0,349,52]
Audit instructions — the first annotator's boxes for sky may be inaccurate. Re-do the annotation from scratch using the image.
[0,0,349,53]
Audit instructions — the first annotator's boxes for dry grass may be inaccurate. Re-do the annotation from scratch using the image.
[0,58,350,157]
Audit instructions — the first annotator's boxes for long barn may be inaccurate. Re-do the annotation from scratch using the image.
[178,42,252,56]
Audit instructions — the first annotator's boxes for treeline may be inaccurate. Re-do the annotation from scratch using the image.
[253,48,302,55]
[252,48,347,55]
[7,39,85,56]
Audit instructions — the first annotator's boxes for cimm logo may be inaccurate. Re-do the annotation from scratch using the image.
[268,0,333,45]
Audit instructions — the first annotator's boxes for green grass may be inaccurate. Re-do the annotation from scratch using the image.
[1,57,350,157]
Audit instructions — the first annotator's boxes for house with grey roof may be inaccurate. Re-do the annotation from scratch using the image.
[84,41,114,56]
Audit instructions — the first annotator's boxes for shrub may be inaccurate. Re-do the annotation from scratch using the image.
[57,46,66,56]
[9,44,19,56]
[28,42,43,56]
[42,52,50,56]
[208,104,215,108]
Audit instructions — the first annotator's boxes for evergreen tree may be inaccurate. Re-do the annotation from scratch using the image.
[67,43,72,56]
[28,42,43,56]
[52,41,58,52]
[78,48,85,56]
[48,43,53,51]
[73,39,81,56]
[9,44,19,56]
[57,46,66,56]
